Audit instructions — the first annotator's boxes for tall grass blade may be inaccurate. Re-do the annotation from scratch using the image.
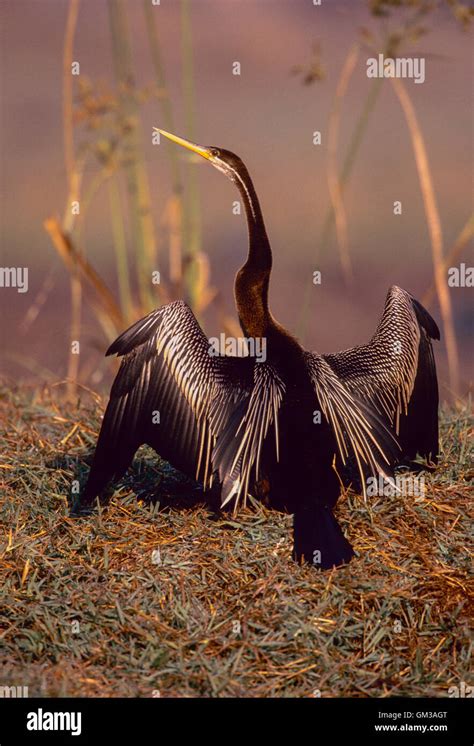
[143,0,185,300]
[44,217,124,340]
[391,77,460,395]
[108,176,134,323]
[326,43,359,286]
[422,213,474,308]
[108,0,157,314]
[180,0,201,311]
[63,0,81,399]
[297,74,385,339]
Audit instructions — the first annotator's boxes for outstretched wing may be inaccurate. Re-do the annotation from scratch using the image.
[305,352,400,493]
[78,301,283,512]
[323,286,439,462]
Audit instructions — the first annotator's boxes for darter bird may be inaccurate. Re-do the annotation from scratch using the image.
[74,129,439,569]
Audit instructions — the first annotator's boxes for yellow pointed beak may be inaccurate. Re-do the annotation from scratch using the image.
[154,128,212,160]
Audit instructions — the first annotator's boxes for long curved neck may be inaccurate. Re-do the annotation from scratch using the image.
[233,165,273,338]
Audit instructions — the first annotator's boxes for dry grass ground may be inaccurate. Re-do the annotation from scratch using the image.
[0,384,472,698]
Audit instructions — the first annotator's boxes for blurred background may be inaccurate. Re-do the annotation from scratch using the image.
[0,0,472,401]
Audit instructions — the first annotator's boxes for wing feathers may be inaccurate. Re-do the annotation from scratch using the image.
[323,286,439,462]
[213,364,285,509]
[82,301,281,510]
[305,353,400,494]
[82,287,436,513]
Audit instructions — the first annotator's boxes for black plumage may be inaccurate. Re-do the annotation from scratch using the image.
[75,129,440,570]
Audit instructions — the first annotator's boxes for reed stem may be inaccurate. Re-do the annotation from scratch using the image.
[108,0,157,314]
[108,176,134,322]
[392,77,460,394]
[180,0,201,311]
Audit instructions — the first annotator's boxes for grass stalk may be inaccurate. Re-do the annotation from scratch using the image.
[44,217,123,340]
[142,0,182,194]
[391,77,460,395]
[326,43,360,286]
[297,74,385,339]
[322,76,385,255]
[422,213,474,308]
[108,0,157,314]
[108,176,134,323]
[63,0,81,398]
[180,0,201,311]
[142,0,185,298]
[63,0,80,209]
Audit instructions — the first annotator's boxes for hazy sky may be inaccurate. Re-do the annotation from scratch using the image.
[1,0,472,396]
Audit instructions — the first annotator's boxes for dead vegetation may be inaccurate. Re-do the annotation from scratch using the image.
[0,385,471,697]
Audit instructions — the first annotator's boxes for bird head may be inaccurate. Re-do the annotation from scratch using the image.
[154,128,245,184]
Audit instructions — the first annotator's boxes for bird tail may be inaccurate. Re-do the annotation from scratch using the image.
[293,505,355,569]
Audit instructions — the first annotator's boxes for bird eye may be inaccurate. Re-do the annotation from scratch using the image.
[210,147,220,157]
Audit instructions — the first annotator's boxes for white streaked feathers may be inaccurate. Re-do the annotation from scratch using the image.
[105,299,402,511]
[323,286,424,434]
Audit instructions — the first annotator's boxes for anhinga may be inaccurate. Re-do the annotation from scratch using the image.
[75,129,439,569]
